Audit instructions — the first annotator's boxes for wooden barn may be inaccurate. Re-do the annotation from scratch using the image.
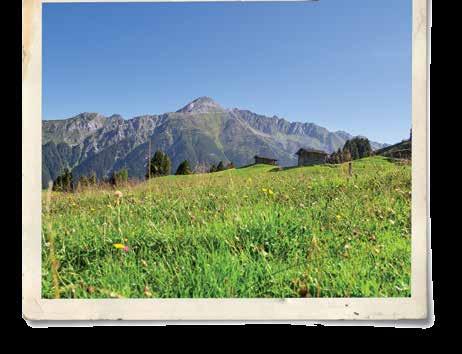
[254,155,278,165]
[296,148,328,166]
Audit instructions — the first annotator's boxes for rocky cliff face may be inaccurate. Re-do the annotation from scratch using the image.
[42,97,386,187]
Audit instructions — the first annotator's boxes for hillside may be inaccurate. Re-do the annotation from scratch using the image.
[42,97,387,188]
[42,156,411,298]
[374,139,411,158]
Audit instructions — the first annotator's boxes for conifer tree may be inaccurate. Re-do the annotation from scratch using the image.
[53,168,73,192]
[89,171,97,186]
[146,150,171,179]
[209,164,217,173]
[175,160,192,175]
[341,137,371,161]
[111,168,129,186]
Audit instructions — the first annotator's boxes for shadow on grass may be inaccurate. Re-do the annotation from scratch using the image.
[269,163,339,173]
[269,166,295,172]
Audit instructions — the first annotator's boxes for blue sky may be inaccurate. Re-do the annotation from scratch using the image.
[43,1,411,144]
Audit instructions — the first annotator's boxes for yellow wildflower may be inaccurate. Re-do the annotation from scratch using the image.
[113,243,125,249]
[144,286,153,297]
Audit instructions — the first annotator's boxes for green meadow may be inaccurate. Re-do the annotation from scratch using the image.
[42,156,411,298]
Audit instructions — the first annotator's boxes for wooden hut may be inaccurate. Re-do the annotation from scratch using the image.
[295,148,328,166]
[254,155,278,165]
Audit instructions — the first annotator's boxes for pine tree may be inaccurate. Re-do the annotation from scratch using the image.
[209,164,217,173]
[89,172,97,186]
[146,150,171,179]
[175,160,192,175]
[335,151,340,164]
[216,161,225,171]
[78,175,89,190]
[328,150,339,164]
[358,138,372,157]
[111,168,129,186]
[53,168,73,192]
[351,143,359,159]
[149,151,164,177]
[161,153,171,176]
[341,137,372,161]
[344,140,351,153]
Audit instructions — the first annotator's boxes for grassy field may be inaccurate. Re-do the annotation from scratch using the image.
[42,156,411,298]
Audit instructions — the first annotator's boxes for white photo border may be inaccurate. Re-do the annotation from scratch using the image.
[22,0,430,321]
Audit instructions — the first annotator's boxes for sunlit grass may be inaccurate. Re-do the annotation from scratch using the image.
[42,156,411,298]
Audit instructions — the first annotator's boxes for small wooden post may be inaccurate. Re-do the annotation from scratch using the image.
[348,162,352,177]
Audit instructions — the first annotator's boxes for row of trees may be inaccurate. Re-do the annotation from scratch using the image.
[52,168,129,192]
[77,172,97,188]
[110,169,129,186]
[52,149,236,191]
[209,161,234,173]
[326,137,372,164]
[145,150,235,178]
[144,150,191,177]
[52,168,74,192]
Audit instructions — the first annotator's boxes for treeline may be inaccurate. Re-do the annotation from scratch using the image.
[51,139,372,192]
[52,168,131,192]
[208,161,234,173]
[52,149,237,192]
[326,137,372,164]
[144,150,235,178]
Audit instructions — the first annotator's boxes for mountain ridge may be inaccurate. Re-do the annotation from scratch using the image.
[42,97,388,188]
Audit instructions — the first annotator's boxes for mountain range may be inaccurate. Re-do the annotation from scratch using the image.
[42,97,386,188]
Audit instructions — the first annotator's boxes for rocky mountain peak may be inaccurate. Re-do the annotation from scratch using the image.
[108,114,124,120]
[76,112,105,121]
[176,96,224,114]
[42,98,388,189]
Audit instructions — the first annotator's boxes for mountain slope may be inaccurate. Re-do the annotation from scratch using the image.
[41,97,387,188]
[374,139,411,158]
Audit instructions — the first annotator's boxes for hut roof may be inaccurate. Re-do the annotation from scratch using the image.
[295,148,328,156]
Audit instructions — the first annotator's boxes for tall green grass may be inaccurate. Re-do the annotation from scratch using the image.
[42,156,411,298]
